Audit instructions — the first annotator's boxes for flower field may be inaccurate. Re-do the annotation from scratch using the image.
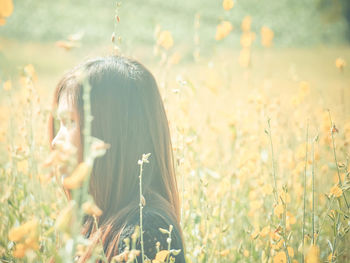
[1,0,350,262]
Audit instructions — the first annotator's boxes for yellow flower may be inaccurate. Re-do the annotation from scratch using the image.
[260,226,270,237]
[274,204,284,217]
[63,162,92,189]
[157,30,174,50]
[8,219,38,242]
[82,200,103,217]
[215,21,233,40]
[328,253,335,262]
[306,245,319,263]
[55,201,76,233]
[286,212,296,226]
[273,251,286,263]
[261,26,274,47]
[38,173,52,185]
[335,57,346,70]
[241,16,252,32]
[8,219,39,258]
[271,238,284,250]
[329,185,342,198]
[243,249,249,257]
[3,80,11,91]
[12,243,26,258]
[299,81,310,95]
[0,0,13,26]
[287,246,294,258]
[153,250,170,262]
[219,249,230,256]
[250,200,263,210]
[262,184,273,195]
[169,52,181,65]
[55,40,80,51]
[23,64,38,82]
[240,31,256,48]
[17,159,28,174]
[222,0,234,11]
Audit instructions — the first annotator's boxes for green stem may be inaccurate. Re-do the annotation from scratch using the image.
[311,135,317,245]
[327,110,349,209]
[301,120,309,263]
[331,212,340,263]
[282,192,291,263]
[267,119,278,203]
[139,160,145,263]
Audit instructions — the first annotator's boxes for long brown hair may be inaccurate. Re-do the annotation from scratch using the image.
[48,55,183,261]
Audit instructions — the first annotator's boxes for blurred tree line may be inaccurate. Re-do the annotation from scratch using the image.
[0,0,349,48]
[318,0,350,40]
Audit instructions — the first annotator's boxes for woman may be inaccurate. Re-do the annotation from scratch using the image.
[49,55,186,262]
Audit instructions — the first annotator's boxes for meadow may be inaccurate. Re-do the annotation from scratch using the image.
[1,0,350,262]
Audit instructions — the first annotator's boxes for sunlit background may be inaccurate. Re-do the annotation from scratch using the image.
[1,0,350,262]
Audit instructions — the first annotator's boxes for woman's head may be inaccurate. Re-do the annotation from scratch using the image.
[49,56,181,256]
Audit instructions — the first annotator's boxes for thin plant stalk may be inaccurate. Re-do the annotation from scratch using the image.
[267,119,278,203]
[165,225,173,263]
[138,153,151,263]
[311,134,318,245]
[327,110,349,209]
[301,120,309,263]
[315,196,335,244]
[282,190,291,263]
[331,212,341,263]
[71,77,93,261]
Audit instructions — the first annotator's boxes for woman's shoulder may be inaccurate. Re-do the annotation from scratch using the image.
[117,207,186,262]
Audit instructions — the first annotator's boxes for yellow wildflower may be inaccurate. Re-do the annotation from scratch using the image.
[327,253,335,262]
[3,80,11,91]
[262,184,273,195]
[222,0,234,11]
[0,0,13,26]
[8,218,38,242]
[23,64,38,82]
[215,21,233,40]
[329,185,342,198]
[286,212,296,227]
[219,249,230,256]
[274,204,284,217]
[157,30,174,50]
[243,249,249,257]
[82,200,103,217]
[335,58,346,71]
[63,162,92,189]
[271,238,284,250]
[153,250,169,262]
[169,52,181,65]
[241,16,252,32]
[306,245,319,263]
[12,243,26,258]
[299,81,310,95]
[55,201,76,233]
[260,226,270,237]
[17,159,28,174]
[261,26,274,47]
[273,251,286,263]
[287,246,294,258]
[240,31,256,48]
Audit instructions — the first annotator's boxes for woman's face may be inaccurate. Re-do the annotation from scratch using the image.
[51,91,82,176]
